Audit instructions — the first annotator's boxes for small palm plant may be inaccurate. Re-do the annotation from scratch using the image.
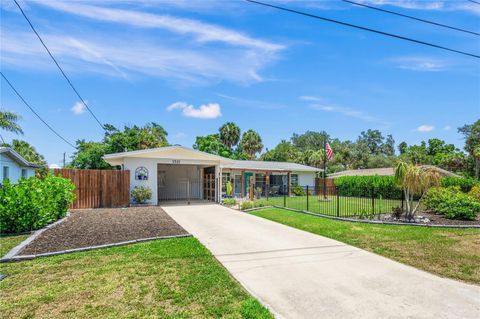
[394,161,441,221]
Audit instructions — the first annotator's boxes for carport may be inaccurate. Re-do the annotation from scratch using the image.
[103,146,233,204]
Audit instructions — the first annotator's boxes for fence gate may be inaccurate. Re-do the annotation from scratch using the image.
[203,173,216,201]
[54,168,130,209]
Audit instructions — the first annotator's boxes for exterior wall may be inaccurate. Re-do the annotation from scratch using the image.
[124,157,159,205]
[0,153,35,183]
[295,171,315,187]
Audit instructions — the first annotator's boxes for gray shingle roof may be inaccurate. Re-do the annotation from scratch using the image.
[222,160,322,172]
[328,166,460,178]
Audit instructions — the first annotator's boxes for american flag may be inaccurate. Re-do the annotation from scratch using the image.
[326,143,333,161]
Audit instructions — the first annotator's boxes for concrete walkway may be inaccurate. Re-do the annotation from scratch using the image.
[162,204,480,319]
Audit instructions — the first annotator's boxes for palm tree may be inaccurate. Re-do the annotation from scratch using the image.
[240,129,263,159]
[0,110,23,135]
[219,122,240,150]
[394,161,441,221]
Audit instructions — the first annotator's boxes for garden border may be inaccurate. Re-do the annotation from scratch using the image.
[1,233,192,262]
[243,206,480,229]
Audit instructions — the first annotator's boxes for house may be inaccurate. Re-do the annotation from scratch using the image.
[103,145,322,204]
[0,147,40,183]
[328,166,460,178]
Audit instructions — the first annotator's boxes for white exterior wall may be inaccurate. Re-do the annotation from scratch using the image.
[0,153,35,183]
[295,171,316,187]
[124,157,159,205]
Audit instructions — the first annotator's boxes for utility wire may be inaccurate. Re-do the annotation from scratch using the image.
[12,0,105,130]
[246,0,480,59]
[467,0,480,5]
[1,72,76,149]
[343,0,480,36]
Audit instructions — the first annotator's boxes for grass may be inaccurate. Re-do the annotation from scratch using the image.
[0,236,272,319]
[249,207,480,284]
[0,234,29,256]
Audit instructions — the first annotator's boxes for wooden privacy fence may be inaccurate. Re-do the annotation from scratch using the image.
[54,169,130,209]
[315,177,336,195]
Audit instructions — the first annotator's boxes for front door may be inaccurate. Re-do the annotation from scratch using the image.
[244,172,253,197]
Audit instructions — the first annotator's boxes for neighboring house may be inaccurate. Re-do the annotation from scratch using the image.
[0,147,40,183]
[103,145,322,205]
[328,166,460,178]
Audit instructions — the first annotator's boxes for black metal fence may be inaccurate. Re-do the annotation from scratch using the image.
[255,185,407,219]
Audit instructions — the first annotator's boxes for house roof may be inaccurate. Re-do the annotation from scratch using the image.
[103,145,235,166]
[221,160,322,172]
[103,145,321,172]
[328,166,460,178]
[0,147,42,168]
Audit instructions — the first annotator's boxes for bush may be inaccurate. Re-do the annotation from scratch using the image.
[423,187,480,220]
[240,201,254,210]
[441,176,478,193]
[131,186,152,204]
[335,176,401,199]
[292,185,305,196]
[0,174,76,233]
[469,185,480,201]
[223,198,236,206]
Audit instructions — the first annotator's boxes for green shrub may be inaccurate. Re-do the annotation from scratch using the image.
[469,185,480,201]
[131,186,152,204]
[441,176,478,193]
[226,181,233,197]
[223,198,236,206]
[253,199,270,208]
[423,187,480,220]
[240,201,254,210]
[335,176,401,199]
[292,185,305,196]
[0,174,76,233]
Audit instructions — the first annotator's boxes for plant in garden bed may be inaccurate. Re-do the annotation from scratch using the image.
[223,198,236,206]
[441,176,479,193]
[423,186,480,220]
[0,174,76,233]
[394,161,441,221]
[131,186,152,204]
[292,185,305,196]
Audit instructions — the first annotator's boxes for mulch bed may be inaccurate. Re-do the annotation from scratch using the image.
[19,206,189,255]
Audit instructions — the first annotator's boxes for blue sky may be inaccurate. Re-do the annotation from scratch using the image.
[1,0,479,166]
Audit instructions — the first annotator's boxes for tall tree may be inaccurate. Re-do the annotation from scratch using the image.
[382,134,395,156]
[261,140,298,162]
[0,110,23,139]
[219,122,240,150]
[193,134,232,158]
[398,142,408,155]
[291,131,329,152]
[458,120,480,179]
[356,129,384,155]
[1,139,46,165]
[240,130,263,159]
[70,141,111,169]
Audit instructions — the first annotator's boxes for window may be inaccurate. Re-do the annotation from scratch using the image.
[21,169,28,178]
[291,174,299,187]
[3,166,9,182]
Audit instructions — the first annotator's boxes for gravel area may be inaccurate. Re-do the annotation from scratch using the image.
[19,207,189,255]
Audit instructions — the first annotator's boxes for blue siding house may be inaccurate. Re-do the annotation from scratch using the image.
[0,147,40,183]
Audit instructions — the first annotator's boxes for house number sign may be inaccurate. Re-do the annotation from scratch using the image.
[172,159,181,164]
[135,166,149,180]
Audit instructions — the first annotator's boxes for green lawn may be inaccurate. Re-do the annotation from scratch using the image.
[0,236,272,319]
[0,234,29,256]
[258,195,407,217]
[249,207,480,284]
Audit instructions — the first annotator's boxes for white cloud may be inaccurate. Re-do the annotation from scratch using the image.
[299,95,322,102]
[390,57,447,72]
[36,1,284,52]
[167,101,222,119]
[358,1,480,15]
[443,125,451,131]
[415,125,435,132]
[48,163,61,169]
[71,101,87,115]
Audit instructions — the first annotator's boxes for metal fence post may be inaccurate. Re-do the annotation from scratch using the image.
[336,190,340,217]
[371,187,375,215]
[306,185,309,211]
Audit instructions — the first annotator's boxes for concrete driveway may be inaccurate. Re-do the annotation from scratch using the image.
[162,204,480,319]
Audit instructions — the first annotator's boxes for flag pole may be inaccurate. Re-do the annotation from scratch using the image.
[323,133,327,199]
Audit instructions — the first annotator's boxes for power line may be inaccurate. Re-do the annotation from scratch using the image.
[467,0,480,5]
[12,0,105,130]
[1,72,76,149]
[343,0,480,36]
[246,0,480,59]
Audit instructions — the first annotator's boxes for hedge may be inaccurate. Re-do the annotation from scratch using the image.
[440,176,479,193]
[334,176,402,199]
[423,186,480,220]
[0,174,76,233]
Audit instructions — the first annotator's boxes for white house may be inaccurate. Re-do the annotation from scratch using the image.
[0,147,40,183]
[103,145,322,205]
